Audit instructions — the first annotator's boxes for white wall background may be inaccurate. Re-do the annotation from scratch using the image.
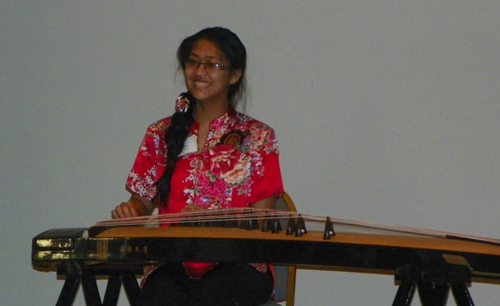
[1,1,499,305]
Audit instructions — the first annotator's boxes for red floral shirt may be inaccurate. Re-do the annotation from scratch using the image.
[126,109,284,214]
[129,109,284,292]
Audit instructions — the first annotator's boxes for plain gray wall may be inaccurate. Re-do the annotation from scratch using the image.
[1,1,499,305]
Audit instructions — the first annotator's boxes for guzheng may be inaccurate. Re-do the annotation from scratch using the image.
[32,208,500,306]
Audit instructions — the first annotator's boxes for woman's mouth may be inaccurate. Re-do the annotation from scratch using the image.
[194,82,210,88]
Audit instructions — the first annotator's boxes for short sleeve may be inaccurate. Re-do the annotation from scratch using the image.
[126,121,168,201]
[247,128,284,204]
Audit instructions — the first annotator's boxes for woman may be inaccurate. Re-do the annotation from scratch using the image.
[112,27,284,306]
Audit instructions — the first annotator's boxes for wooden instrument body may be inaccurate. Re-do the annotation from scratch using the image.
[32,226,500,285]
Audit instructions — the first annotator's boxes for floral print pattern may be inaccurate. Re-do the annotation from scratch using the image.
[126,109,284,214]
[127,109,284,286]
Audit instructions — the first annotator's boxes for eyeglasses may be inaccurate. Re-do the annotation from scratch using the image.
[184,59,231,72]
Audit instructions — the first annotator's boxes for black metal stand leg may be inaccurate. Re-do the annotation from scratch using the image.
[81,269,102,306]
[417,281,450,306]
[56,261,82,306]
[122,273,141,306]
[392,264,475,306]
[53,263,143,306]
[102,274,122,306]
[451,283,475,306]
[392,280,417,306]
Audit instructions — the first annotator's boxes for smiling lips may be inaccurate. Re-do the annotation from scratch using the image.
[194,81,210,88]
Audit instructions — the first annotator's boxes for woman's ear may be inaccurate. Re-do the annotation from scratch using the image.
[229,69,243,85]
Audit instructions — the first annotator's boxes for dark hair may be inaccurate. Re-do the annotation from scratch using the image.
[156,27,247,206]
[177,27,247,106]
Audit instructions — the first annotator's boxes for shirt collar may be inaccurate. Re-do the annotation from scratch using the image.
[190,108,237,133]
[210,108,237,127]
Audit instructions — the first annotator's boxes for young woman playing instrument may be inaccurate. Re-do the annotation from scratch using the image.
[111,27,285,306]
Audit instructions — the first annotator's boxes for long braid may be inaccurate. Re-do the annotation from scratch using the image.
[156,92,196,206]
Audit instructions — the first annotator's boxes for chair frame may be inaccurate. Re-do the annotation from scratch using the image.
[267,192,297,306]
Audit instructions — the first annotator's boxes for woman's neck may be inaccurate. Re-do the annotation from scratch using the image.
[194,101,230,126]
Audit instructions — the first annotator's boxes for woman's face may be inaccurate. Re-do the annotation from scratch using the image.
[183,39,242,106]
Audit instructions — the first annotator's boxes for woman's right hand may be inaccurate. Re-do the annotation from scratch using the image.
[111,195,155,219]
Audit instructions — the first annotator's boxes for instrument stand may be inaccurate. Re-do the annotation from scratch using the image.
[392,264,475,306]
[53,261,477,306]
[55,260,142,306]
